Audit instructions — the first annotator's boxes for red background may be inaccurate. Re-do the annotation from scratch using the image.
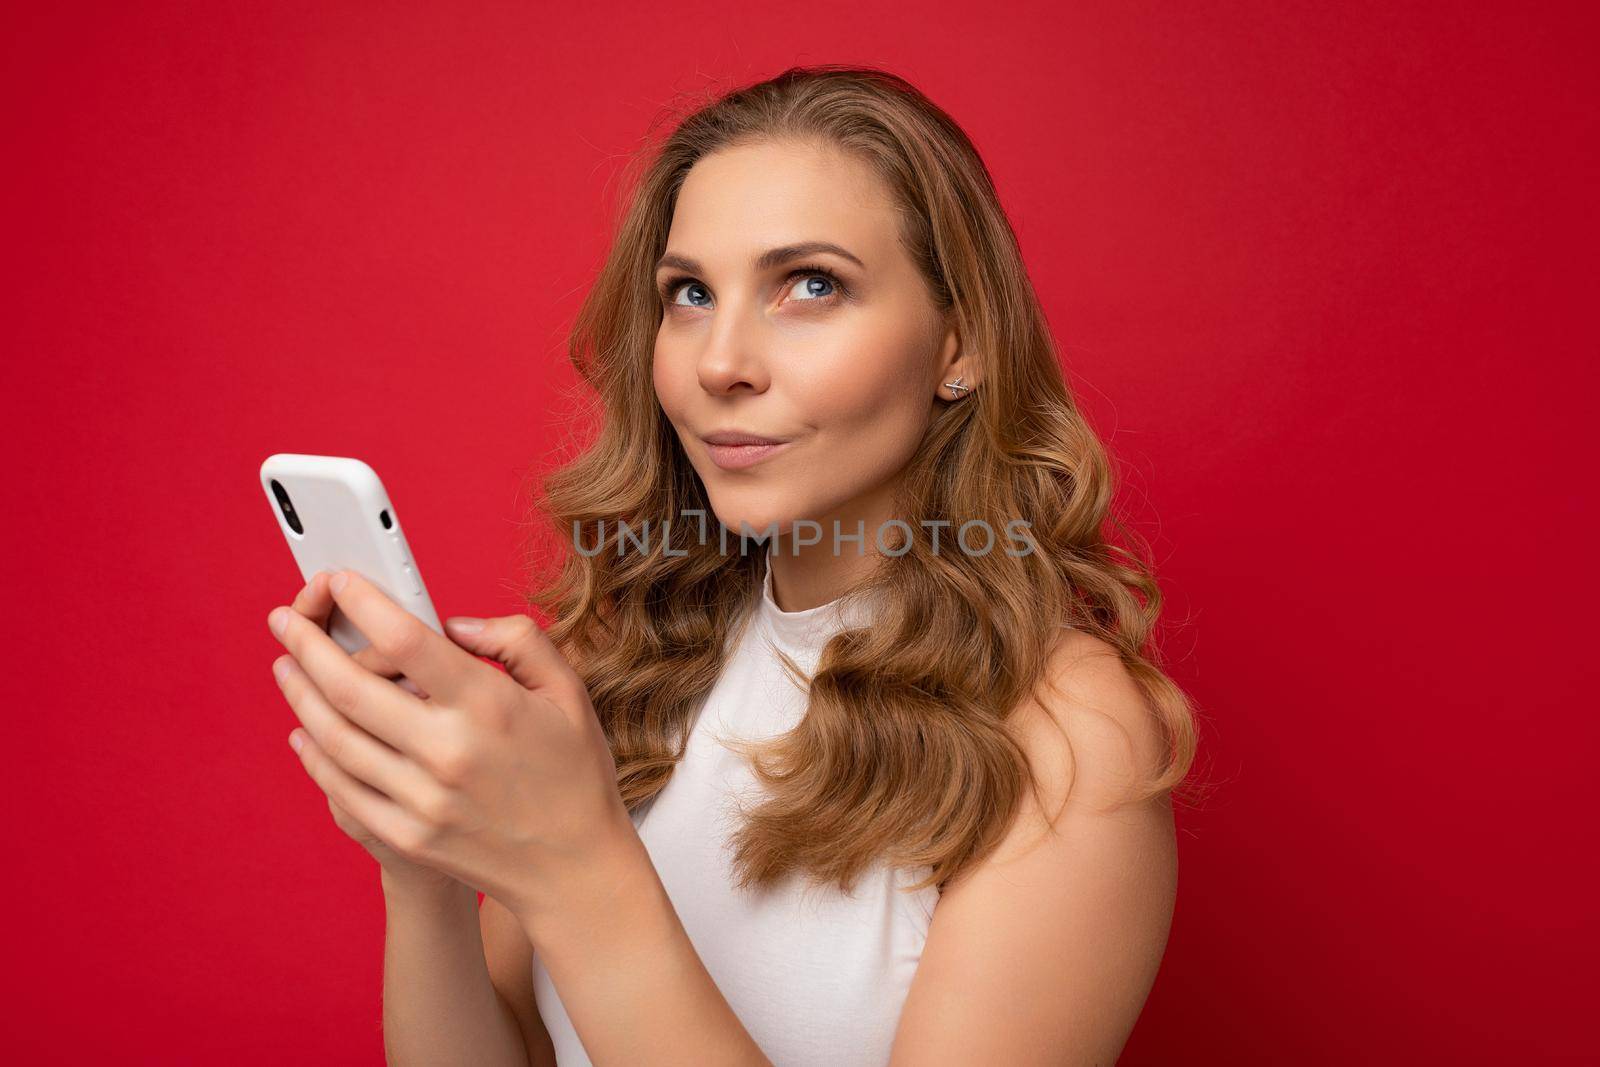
[5,2,1594,1062]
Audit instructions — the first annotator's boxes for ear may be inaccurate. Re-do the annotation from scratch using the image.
[934,312,980,400]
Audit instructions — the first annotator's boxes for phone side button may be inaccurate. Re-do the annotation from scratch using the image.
[400,561,423,596]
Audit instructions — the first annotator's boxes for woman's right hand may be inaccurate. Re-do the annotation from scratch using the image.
[283,571,460,893]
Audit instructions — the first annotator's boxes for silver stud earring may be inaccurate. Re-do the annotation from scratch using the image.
[944,375,972,399]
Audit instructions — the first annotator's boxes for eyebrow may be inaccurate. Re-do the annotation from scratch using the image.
[654,241,866,275]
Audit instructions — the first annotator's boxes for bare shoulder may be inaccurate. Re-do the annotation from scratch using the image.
[1004,627,1168,822]
[891,627,1177,1063]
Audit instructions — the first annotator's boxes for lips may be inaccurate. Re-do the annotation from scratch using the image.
[700,431,794,471]
[702,430,789,446]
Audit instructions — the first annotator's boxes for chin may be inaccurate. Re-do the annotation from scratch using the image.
[702,488,809,544]
[709,508,798,542]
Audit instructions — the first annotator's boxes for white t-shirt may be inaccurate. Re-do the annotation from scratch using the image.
[532,549,939,1065]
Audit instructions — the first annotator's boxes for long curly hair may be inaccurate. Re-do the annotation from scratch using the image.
[518,64,1202,897]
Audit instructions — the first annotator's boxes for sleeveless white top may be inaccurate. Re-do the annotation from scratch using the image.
[532,550,940,1065]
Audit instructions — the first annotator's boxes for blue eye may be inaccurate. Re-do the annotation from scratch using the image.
[657,264,850,310]
[787,272,837,301]
[665,280,712,307]
[779,265,850,304]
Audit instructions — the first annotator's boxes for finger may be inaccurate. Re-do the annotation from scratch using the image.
[288,728,429,853]
[395,676,429,699]
[326,794,366,837]
[325,570,475,704]
[341,631,429,698]
[348,648,428,697]
[286,578,430,701]
[353,644,399,678]
[292,572,431,697]
[268,602,431,760]
[290,570,339,631]
[295,577,407,676]
[442,614,583,700]
[273,653,444,810]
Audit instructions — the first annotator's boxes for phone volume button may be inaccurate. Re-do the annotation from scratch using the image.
[400,561,422,596]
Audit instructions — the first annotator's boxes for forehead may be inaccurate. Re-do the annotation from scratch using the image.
[666,140,901,268]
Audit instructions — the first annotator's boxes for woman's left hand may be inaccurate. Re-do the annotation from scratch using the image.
[267,569,634,919]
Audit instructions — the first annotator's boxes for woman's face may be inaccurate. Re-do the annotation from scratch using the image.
[652,139,968,548]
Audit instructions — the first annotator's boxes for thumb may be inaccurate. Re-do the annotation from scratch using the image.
[445,614,575,695]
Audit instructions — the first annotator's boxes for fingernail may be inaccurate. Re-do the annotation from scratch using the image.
[329,572,348,595]
[272,656,292,682]
[288,730,304,752]
[446,617,485,635]
[268,607,289,636]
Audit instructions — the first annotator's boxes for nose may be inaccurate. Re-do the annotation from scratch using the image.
[694,301,770,396]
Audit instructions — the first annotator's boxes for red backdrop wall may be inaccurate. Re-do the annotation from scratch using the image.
[5,2,1593,1062]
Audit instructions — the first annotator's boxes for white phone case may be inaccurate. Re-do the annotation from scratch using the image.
[259,453,443,655]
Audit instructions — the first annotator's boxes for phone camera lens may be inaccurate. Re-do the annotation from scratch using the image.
[270,479,304,536]
[380,509,392,530]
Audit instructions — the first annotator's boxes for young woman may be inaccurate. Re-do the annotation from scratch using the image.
[267,65,1199,1066]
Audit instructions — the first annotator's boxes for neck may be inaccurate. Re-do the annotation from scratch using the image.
[764,480,899,612]
[766,543,881,613]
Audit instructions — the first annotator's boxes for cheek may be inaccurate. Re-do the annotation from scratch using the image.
[819,323,929,426]
[793,331,932,470]
[651,335,683,412]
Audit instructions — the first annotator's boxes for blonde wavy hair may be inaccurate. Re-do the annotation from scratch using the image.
[519,64,1203,897]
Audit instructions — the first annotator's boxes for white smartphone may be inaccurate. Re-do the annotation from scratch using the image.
[259,453,444,655]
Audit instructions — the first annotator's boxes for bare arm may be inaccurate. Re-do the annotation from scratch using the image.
[480,892,558,1067]
[516,819,773,1067]
[475,638,767,1065]
[889,631,1179,1065]
[278,574,553,1065]
[380,872,540,1067]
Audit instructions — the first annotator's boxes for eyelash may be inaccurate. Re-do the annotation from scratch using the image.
[656,264,851,309]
